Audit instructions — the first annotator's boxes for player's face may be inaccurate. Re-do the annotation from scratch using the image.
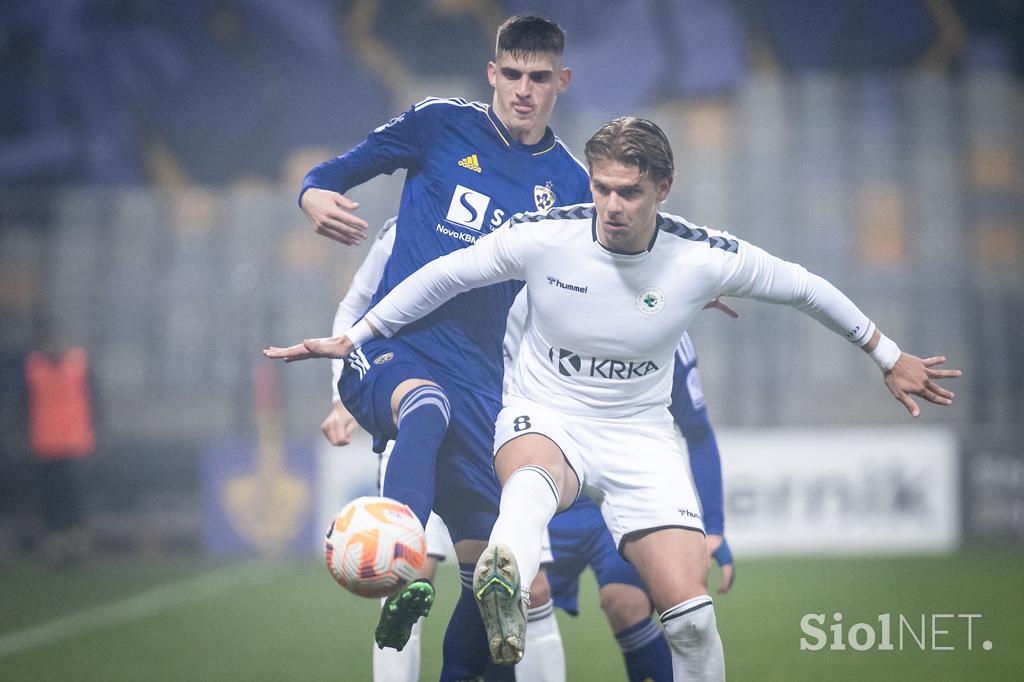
[488,51,571,146]
[590,160,672,254]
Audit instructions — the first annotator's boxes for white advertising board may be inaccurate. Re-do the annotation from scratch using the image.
[714,428,959,555]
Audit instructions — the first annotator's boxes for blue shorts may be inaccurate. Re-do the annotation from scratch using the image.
[547,496,647,616]
[339,338,501,544]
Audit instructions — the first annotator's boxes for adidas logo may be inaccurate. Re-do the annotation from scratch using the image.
[458,154,482,173]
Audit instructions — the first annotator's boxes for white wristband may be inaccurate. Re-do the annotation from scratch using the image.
[344,318,377,348]
[868,333,901,372]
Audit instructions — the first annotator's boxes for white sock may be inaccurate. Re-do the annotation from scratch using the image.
[660,596,725,681]
[372,597,421,682]
[489,465,560,591]
[517,600,566,682]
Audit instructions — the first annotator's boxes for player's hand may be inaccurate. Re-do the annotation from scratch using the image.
[322,400,358,446]
[263,336,354,362]
[883,354,961,418]
[706,534,735,594]
[703,297,738,319]
[301,188,369,246]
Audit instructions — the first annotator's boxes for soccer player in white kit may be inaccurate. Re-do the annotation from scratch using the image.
[267,117,960,680]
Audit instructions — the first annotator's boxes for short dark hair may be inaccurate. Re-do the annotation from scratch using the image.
[495,15,565,61]
[585,117,675,184]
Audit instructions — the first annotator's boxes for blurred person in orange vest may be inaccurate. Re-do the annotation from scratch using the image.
[24,323,95,564]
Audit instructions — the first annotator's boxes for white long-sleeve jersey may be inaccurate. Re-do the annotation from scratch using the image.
[354,205,876,419]
[331,217,531,401]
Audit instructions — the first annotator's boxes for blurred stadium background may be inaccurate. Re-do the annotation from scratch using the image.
[1,1,1022,680]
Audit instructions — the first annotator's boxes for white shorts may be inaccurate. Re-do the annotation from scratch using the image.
[423,511,455,561]
[494,396,704,550]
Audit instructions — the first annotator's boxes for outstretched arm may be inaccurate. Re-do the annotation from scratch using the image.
[263,328,365,362]
[352,224,526,341]
[716,236,961,416]
[265,223,527,362]
[861,329,959,418]
[301,188,368,246]
[298,103,427,245]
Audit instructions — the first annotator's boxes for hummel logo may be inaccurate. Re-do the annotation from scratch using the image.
[546,276,588,294]
[458,154,482,173]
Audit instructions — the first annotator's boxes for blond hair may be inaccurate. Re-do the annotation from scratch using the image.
[585,117,675,183]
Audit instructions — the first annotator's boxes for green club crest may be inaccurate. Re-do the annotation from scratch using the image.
[637,287,665,315]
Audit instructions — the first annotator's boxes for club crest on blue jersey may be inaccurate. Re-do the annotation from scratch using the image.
[534,182,556,211]
[637,287,666,315]
[373,352,394,365]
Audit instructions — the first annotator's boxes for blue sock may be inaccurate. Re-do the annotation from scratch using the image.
[483,661,516,680]
[478,570,516,681]
[441,564,493,681]
[381,384,450,527]
[615,617,673,682]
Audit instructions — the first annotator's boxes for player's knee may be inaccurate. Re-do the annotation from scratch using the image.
[661,596,718,648]
[661,598,725,678]
[389,376,450,425]
[600,583,652,633]
[528,570,551,607]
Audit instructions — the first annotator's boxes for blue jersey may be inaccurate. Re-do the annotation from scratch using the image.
[303,98,591,397]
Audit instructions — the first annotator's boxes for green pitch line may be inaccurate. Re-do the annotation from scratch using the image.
[0,560,283,658]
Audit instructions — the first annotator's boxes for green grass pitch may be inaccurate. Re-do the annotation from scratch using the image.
[1,550,1021,680]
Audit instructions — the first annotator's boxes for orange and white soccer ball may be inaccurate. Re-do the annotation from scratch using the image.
[324,496,427,598]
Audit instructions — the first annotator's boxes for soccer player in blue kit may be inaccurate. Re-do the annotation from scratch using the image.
[296,15,590,680]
